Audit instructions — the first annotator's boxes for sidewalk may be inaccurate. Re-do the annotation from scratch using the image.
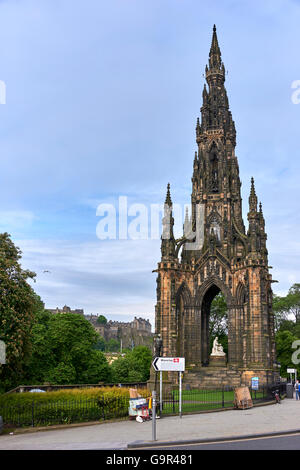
[0,399,299,450]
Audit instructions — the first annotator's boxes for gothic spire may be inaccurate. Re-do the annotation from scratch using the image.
[161,183,175,260]
[249,177,258,212]
[208,24,222,70]
[165,183,172,207]
[202,83,208,104]
[193,151,198,168]
[259,201,266,229]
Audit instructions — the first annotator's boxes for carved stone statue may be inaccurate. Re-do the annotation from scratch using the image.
[211,337,226,357]
[153,334,163,358]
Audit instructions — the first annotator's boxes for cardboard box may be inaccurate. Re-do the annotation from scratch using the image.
[129,388,138,399]
[234,386,253,409]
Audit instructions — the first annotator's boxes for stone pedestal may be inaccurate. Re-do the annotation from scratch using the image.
[209,354,227,367]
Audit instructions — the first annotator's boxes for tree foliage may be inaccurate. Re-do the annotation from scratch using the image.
[273,284,300,377]
[111,346,152,383]
[275,329,299,378]
[0,233,40,391]
[24,312,112,385]
[273,284,300,329]
[209,292,228,354]
[96,315,107,325]
[94,336,120,352]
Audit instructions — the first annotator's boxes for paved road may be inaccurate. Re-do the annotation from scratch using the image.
[147,433,300,450]
[1,399,300,450]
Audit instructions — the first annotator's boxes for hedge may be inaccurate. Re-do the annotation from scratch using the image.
[0,387,150,427]
[0,386,149,407]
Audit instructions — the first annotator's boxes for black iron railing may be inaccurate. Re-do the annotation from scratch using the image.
[158,382,287,416]
[0,382,286,428]
[0,396,129,428]
[5,382,148,395]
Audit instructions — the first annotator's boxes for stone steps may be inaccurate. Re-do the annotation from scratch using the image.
[183,367,242,389]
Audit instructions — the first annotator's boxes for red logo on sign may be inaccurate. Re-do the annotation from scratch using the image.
[173,358,179,363]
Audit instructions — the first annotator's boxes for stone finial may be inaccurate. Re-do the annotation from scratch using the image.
[165,183,172,207]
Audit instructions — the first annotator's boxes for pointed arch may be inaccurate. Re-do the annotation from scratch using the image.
[176,282,192,307]
[195,275,233,308]
[175,282,193,360]
[235,282,246,305]
[208,140,220,154]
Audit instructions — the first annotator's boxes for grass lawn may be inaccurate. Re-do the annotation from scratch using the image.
[160,389,264,414]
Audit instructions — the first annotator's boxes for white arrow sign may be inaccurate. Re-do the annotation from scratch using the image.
[152,357,185,372]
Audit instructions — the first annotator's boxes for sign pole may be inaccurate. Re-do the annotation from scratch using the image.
[179,371,182,419]
[151,357,185,421]
[160,371,162,415]
[152,390,157,441]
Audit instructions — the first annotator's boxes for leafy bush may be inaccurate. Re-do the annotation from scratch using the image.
[0,386,148,407]
[0,386,149,427]
[111,346,152,383]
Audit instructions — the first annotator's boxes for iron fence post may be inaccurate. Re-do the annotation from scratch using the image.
[152,390,157,441]
[31,401,34,427]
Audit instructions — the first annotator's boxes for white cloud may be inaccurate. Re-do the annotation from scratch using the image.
[16,237,159,325]
[0,211,35,230]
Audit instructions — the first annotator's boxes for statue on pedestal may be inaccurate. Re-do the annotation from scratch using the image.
[211,337,226,357]
[153,334,163,358]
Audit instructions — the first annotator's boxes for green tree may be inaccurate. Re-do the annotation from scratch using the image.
[97,315,107,325]
[276,330,299,378]
[111,346,152,383]
[24,312,112,385]
[209,292,228,354]
[273,284,300,329]
[23,308,56,384]
[287,284,300,323]
[94,336,106,351]
[278,320,295,334]
[80,350,112,384]
[106,338,120,352]
[127,346,152,382]
[47,362,77,384]
[273,294,290,331]
[111,356,130,383]
[0,233,40,391]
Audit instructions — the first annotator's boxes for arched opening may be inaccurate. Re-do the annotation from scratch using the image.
[200,285,228,366]
[176,294,185,357]
[209,291,228,355]
[175,283,192,361]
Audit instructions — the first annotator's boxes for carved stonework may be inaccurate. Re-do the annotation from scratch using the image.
[151,25,278,389]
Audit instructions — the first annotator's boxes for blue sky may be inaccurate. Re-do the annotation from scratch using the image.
[0,0,299,326]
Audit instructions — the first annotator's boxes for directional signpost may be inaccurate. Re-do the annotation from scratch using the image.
[152,357,185,372]
[152,357,185,419]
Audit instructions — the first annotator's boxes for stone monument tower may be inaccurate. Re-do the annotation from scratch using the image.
[151,26,278,389]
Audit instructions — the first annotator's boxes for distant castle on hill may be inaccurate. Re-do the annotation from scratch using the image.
[48,305,84,315]
[85,315,153,349]
[47,306,153,350]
